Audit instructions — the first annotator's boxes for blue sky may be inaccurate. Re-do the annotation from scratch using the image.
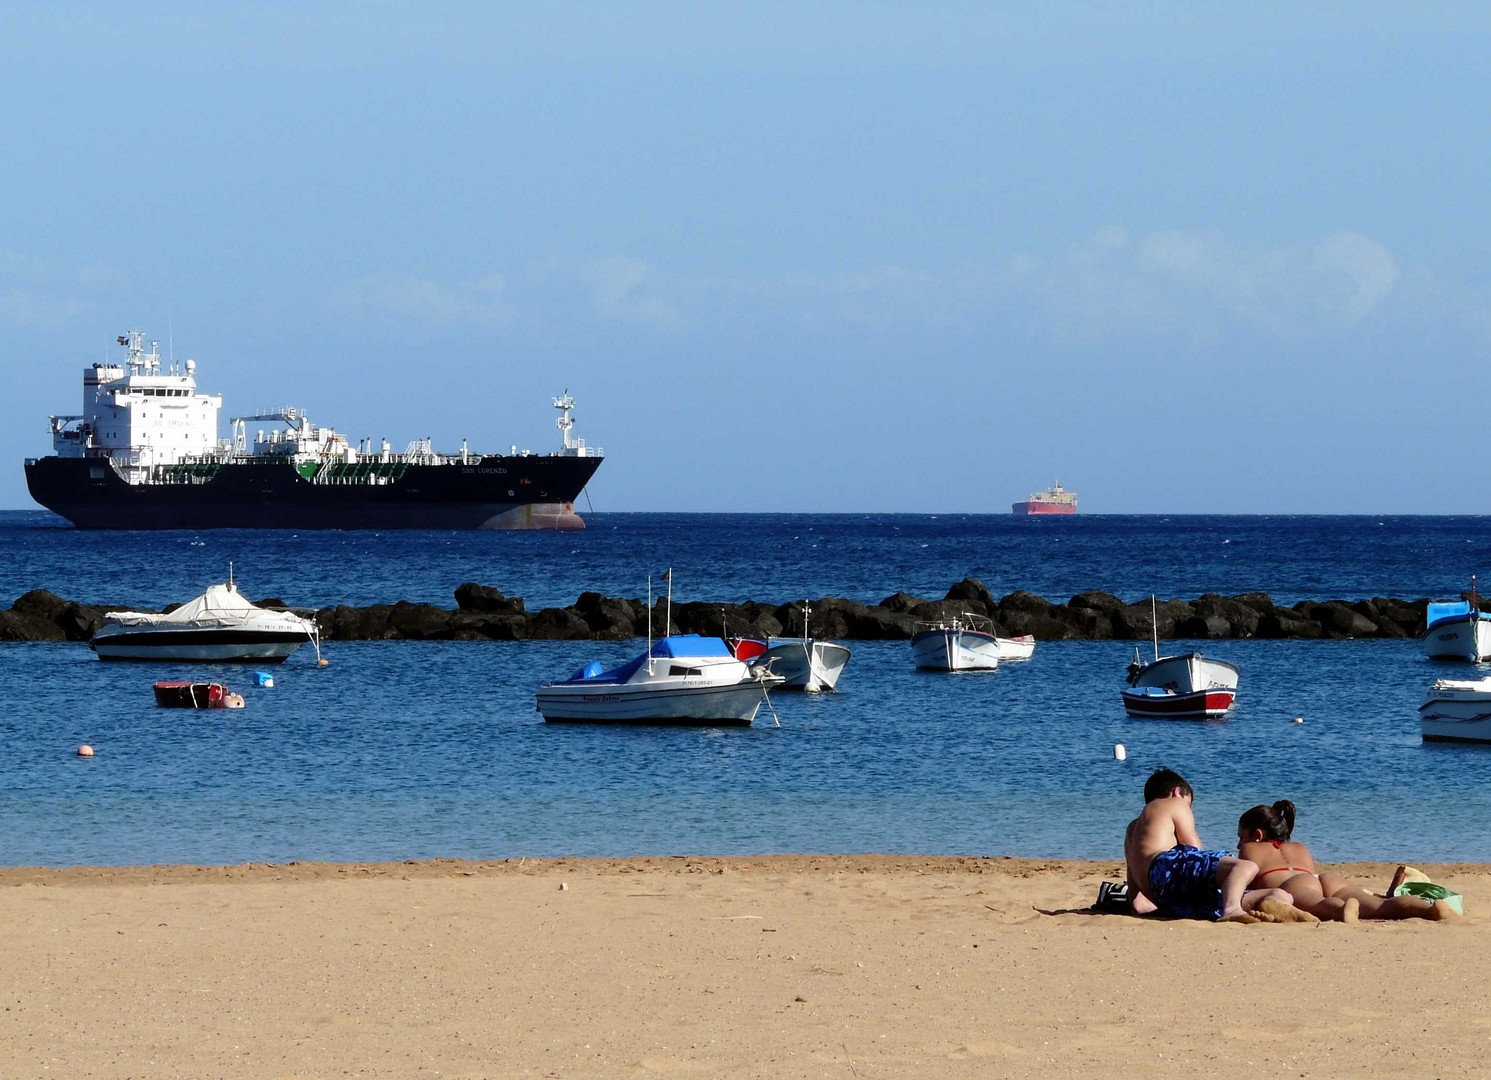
[3,2,1488,512]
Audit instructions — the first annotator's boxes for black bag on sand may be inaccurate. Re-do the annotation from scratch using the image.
[1094,880,1130,913]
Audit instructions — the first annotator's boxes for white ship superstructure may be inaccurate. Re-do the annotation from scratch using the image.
[50,330,222,480]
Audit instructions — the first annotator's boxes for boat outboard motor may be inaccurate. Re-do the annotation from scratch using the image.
[1125,647,1145,686]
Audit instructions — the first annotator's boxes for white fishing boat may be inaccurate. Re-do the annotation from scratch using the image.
[1421,579,1491,661]
[1121,598,1238,719]
[1420,678,1491,742]
[90,577,321,663]
[757,637,852,692]
[742,604,852,692]
[995,634,1036,661]
[910,613,1001,671]
[536,571,783,725]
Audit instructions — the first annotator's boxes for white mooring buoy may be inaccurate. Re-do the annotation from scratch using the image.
[1113,743,1127,762]
[1293,716,1304,725]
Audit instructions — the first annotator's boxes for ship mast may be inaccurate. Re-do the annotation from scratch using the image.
[554,391,577,452]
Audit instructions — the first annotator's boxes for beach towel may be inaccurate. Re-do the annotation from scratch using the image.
[1392,866,1463,915]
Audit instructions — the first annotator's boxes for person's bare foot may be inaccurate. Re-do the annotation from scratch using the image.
[1340,898,1360,925]
[1258,899,1320,924]
[1427,899,1462,921]
[1387,865,1408,898]
[1218,911,1260,924]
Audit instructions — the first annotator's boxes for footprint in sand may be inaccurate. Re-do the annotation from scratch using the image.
[640,1056,710,1073]
[949,1040,1022,1058]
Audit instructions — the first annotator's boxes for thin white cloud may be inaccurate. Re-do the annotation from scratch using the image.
[332,274,512,325]
[1001,227,1403,343]
[0,251,105,327]
[570,258,683,332]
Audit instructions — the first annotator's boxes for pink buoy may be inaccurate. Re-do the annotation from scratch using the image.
[77,744,94,757]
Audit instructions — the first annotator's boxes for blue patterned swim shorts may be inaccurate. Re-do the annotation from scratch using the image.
[1147,845,1226,920]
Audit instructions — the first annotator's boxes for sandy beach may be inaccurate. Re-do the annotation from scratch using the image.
[0,855,1485,1078]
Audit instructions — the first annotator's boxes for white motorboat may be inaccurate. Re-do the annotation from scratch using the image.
[1420,678,1491,742]
[1421,580,1491,661]
[536,570,783,725]
[90,580,321,663]
[995,635,1036,661]
[910,613,1001,671]
[536,634,782,725]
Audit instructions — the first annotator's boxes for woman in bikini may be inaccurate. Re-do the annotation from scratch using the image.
[1237,801,1458,922]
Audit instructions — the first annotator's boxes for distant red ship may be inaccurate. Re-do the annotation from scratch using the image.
[1012,481,1077,515]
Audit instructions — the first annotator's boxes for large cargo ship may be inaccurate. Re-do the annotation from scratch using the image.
[1012,481,1077,516]
[24,331,604,530]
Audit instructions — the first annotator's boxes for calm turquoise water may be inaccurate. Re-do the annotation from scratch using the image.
[2,511,1489,866]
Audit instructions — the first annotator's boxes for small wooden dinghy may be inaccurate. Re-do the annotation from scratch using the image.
[152,681,245,709]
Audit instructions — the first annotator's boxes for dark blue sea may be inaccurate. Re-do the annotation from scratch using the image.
[4,510,1491,867]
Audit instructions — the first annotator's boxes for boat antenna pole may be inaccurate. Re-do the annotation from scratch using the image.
[802,602,811,645]
[647,575,654,676]
[1151,594,1159,661]
[229,561,235,591]
[665,567,672,639]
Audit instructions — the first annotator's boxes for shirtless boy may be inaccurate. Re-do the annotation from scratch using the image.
[1124,768,1310,923]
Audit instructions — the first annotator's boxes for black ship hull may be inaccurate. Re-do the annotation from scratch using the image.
[24,454,603,530]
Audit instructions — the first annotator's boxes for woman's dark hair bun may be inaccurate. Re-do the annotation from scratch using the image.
[1271,800,1296,840]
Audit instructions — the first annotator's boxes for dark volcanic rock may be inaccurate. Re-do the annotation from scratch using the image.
[573,592,640,640]
[1069,590,1124,615]
[1231,593,1277,615]
[11,589,70,622]
[1296,601,1378,639]
[528,607,600,640]
[1255,611,1323,639]
[0,583,1460,644]
[944,578,996,616]
[0,610,65,642]
[878,591,930,615]
[996,591,1055,635]
[56,603,110,641]
[1175,614,1233,639]
[387,601,458,640]
[1113,599,1195,641]
[454,582,526,615]
[327,603,395,640]
[1053,605,1114,639]
[1193,594,1261,638]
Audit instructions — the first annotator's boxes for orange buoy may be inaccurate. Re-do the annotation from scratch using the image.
[77,744,94,757]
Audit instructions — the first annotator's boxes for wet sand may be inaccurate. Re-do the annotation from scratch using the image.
[1,855,1485,1078]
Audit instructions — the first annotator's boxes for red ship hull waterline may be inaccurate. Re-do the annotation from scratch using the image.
[1011,481,1077,516]
[1011,500,1077,515]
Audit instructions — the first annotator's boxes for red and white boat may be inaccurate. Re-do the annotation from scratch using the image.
[1120,599,1239,719]
[1122,650,1239,719]
[152,681,246,709]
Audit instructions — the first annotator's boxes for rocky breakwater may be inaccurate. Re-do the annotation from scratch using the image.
[0,580,1452,644]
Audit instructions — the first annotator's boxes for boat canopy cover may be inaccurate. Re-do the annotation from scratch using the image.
[1426,601,1473,627]
[104,583,313,629]
[556,654,647,685]
[649,634,733,658]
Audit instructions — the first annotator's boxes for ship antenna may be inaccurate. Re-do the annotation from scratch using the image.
[646,575,654,675]
[664,568,673,640]
[228,561,235,591]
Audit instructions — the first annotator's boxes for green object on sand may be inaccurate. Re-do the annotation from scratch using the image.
[1392,880,1463,915]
